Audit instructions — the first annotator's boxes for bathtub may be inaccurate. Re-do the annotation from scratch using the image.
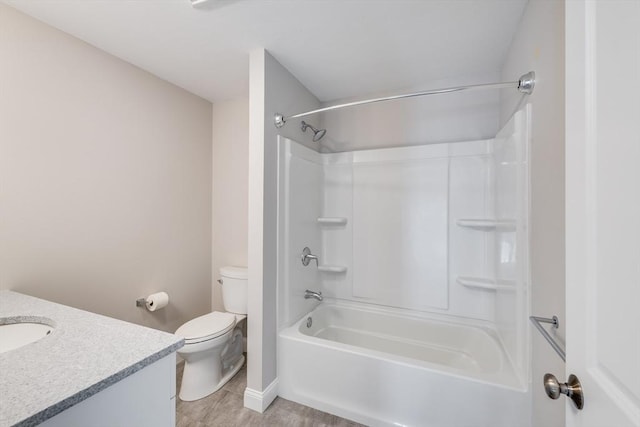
[278,302,530,427]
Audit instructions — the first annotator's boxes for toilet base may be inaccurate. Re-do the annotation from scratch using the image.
[179,354,245,402]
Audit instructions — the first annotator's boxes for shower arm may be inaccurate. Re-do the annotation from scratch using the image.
[274,71,535,128]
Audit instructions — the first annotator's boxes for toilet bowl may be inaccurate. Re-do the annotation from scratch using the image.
[175,266,247,401]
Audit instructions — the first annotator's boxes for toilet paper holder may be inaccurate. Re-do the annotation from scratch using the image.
[135,292,170,311]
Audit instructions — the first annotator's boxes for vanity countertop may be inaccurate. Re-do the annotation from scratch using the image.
[0,290,184,427]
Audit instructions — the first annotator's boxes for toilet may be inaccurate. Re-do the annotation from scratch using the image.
[175,266,247,401]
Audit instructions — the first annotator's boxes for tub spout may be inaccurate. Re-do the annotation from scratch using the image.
[304,290,323,301]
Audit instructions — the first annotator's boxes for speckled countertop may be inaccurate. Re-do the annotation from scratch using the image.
[0,290,184,427]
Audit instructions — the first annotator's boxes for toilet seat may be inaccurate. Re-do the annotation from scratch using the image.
[176,311,236,344]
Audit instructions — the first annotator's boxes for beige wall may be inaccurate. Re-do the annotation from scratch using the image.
[501,1,566,426]
[0,4,213,334]
[211,98,249,312]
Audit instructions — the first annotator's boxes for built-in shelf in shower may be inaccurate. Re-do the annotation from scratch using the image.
[317,217,348,226]
[318,265,348,273]
[456,276,516,291]
[456,218,516,230]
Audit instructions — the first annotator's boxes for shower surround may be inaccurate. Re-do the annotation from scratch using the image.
[276,107,532,426]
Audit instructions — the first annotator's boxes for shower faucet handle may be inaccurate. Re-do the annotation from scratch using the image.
[301,247,319,267]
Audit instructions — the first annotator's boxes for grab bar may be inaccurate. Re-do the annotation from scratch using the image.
[529,316,566,362]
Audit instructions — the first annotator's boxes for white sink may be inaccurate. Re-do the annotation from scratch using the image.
[0,318,55,354]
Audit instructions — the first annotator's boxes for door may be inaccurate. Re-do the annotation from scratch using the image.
[565,1,640,426]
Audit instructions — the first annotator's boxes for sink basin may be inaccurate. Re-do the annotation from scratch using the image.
[0,317,55,354]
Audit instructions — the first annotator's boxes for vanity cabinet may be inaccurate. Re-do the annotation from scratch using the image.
[41,354,176,427]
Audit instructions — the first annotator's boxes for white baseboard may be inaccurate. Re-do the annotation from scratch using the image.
[243,378,278,413]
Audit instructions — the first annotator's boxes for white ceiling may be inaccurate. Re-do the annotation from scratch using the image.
[5,0,528,103]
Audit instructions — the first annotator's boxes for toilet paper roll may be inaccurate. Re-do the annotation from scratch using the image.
[145,292,169,312]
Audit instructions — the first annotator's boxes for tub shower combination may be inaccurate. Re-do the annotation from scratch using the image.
[280,303,529,426]
[276,77,533,426]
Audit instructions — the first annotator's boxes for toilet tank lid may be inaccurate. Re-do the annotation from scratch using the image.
[220,266,247,280]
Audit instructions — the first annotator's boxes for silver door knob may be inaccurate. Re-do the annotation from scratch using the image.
[544,373,584,410]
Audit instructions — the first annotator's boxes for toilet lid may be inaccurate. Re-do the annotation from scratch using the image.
[175,312,236,343]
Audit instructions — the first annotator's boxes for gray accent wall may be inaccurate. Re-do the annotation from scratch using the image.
[500,1,566,426]
[248,49,320,394]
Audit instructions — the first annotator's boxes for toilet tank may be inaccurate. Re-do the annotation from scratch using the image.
[219,266,248,315]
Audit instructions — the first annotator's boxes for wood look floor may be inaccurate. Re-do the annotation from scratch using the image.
[176,361,364,427]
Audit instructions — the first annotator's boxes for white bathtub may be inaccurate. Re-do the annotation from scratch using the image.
[278,302,530,427]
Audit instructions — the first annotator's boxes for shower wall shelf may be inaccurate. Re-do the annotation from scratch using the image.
[456,276,516,291]
[318,265,348,273]
[456,218,516,230]
[317,217,348,226]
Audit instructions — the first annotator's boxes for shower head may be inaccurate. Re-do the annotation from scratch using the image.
[301,121,326,142]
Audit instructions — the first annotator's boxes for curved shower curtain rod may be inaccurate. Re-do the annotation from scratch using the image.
[274,71,535,129]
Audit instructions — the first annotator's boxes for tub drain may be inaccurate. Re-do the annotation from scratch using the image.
[306,317,312,328]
